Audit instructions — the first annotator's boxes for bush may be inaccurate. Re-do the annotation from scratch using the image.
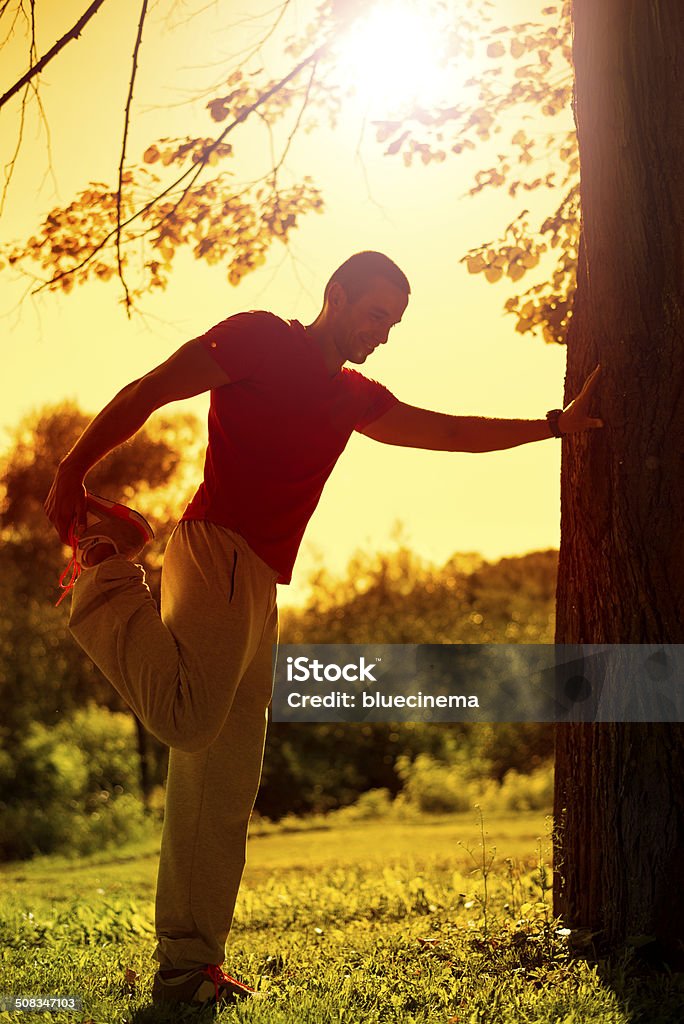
[395,753,553,816]
[396,753,477,814]
[0,704,153,861]
[333,787,394,821]
[494,764,554,812]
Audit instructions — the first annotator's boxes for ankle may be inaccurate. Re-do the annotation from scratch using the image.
[159,967,199,978]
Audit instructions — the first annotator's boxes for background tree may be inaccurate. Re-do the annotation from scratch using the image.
[0,402,205,801]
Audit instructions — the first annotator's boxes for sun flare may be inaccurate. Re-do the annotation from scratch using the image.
[335,2,454,116]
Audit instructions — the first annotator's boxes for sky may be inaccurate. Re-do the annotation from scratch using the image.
[1,0,572,607]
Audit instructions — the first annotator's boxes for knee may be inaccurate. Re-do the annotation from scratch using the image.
[155,721,222,754]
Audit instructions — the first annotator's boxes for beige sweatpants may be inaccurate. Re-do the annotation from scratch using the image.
[68,519,279,969]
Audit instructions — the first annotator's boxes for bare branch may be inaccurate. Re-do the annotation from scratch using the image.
[1,78,29,215]
[141,1,291,115]
[28,0,35,59]
[355,112,394,223]
[0,2,27,48]
[0,0,108,112]
[31,74,59,200]
[271,55,318,184]
[1,2,59,217]
[117,0,149,315]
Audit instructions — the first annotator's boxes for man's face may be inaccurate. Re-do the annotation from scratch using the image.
[330,275,408,365]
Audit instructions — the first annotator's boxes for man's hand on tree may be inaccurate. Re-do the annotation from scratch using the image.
[559,364,604,434]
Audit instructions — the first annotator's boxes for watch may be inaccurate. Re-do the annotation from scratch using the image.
[546,408,564,437]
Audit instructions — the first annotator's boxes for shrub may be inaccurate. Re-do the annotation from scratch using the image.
[494,764,554,812]
[395,753,553,816]
[395,753,477,814]
[334,788,394,821]
[0,704,152,861]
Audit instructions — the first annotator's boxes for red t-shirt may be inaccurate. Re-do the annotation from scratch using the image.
[181,311,398,583]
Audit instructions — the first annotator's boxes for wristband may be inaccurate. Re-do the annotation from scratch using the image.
[546,408,564,438]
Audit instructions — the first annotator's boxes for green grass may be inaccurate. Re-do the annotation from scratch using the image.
[1,812,682,1023]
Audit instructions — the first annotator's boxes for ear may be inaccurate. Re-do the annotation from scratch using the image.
[327,281,347,313]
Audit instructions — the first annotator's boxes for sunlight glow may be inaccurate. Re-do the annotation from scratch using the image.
[335,2,453,115]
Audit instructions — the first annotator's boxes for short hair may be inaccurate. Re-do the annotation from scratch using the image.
[324,251,410,304]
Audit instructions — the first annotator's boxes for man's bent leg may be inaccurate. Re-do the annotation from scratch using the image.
[153,600,278,968]
[68,558,187,745]
[68,521,275,752]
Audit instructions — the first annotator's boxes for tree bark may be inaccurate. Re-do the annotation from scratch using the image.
[554,0,684,965]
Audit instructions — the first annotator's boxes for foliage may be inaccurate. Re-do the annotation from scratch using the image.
[352,0,577,342]
[0,704,154,860]
[1,0,577,340]
[280,546,557,644]
[0,10,333,304]
[0,405,559,830]
[0,401,204,545]
[2,817,683,1021]
[3,169,324,300]
[0,402,204,746]
[260,547,557,817]
[395,753,554,815]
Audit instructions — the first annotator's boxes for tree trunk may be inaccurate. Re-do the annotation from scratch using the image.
[554,0,684,964]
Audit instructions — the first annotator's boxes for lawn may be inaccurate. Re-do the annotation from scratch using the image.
[1,811,682,1022]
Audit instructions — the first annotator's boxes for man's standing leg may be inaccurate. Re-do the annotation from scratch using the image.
[152,613,276,969]
[151,522,278,972]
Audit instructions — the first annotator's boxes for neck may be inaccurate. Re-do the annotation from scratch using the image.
[304,314,344,377]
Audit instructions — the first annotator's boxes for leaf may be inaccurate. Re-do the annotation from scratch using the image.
[484,266,503,283]
[375,120,403,143]
[385,131,410,156]
[510,38,525,59]
[208,97,231,122]
[487,41,506,58]
[466,254,486,274]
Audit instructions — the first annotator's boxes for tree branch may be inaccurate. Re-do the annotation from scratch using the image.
[0,0,107,112]
[34,39,330,294]
[117,0,149,315]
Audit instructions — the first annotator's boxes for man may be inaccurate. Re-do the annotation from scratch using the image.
[45,251,602,1009]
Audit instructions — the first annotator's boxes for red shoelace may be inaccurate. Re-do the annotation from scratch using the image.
[203,964,253,1004]
[55,521,81,607]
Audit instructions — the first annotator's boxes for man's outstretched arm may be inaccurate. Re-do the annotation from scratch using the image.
[359,365,603,452]
[45,339,231,543]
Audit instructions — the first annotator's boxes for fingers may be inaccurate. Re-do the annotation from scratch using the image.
[43,471,87,545]
[571,365,602,420]
[579,364,601,397]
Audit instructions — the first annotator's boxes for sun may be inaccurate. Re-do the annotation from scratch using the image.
[333,2,454,116]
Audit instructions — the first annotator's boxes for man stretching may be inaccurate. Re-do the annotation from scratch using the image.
[45,251,602,1009]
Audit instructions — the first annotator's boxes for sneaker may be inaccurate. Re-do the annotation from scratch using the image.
[56,492,154,606]
[151,964,257,1008]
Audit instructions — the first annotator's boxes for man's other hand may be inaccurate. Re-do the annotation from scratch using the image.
[559,364,604,434]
